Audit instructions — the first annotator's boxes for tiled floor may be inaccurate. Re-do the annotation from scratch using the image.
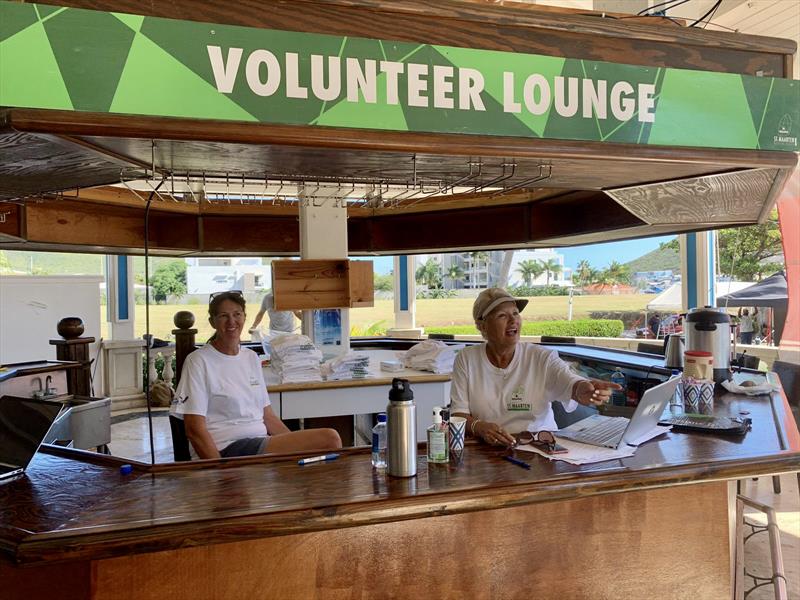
[109,411,799,598]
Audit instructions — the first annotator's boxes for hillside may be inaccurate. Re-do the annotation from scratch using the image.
[0,250,179,277]
[625,243,680,273]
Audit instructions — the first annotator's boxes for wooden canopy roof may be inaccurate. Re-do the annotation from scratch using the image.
[0,0,797,256]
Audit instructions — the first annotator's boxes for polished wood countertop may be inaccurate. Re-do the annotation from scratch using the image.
[2,380,798,566]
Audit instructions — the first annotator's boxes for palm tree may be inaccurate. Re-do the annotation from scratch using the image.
[542,258,562,286]
[574,260,592,287]
[516,259,544,287]
[446,264,465,288]
[606,260,631,285]
[415,258,441,289]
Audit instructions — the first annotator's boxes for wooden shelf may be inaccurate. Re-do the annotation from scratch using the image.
[272,259,373,310]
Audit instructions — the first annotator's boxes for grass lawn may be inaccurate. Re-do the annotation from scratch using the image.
[101,294,655,341]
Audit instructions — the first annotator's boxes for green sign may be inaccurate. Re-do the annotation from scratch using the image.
[1,1,798,151]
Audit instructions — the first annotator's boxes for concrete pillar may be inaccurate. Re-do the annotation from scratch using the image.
[105,255,135,339]
[680,231,717,310]
[298,184,350,353]
[388,255,424,338]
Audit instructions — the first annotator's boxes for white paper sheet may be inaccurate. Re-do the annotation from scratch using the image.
[515,438,636,465]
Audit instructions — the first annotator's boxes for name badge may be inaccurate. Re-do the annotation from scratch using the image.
[505,386,531,412]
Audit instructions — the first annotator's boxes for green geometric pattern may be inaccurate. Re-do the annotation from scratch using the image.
[0,1,797,152]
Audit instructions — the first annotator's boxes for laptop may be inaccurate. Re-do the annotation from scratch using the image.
[555,377,681,449]
[0,396,64,481]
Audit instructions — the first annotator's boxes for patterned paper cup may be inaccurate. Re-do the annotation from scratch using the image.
[449,417,467,452]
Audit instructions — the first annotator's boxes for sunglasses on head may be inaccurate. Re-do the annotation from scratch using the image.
[209,290,244,301]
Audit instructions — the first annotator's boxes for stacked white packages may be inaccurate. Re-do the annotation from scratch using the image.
[402,340,460,374]
[270,334,323,383]
[321,352,371,381]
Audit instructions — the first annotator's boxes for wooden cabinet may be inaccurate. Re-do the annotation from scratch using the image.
[271,259,373,310]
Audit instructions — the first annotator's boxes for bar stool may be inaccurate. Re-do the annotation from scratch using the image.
[734,494,787,599]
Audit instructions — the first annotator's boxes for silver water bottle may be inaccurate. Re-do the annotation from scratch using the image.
[386,378,417,477]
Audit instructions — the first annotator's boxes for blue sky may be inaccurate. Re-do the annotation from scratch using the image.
[364,235,676,274]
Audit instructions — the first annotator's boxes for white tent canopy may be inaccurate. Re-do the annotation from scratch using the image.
[646,281,753,312]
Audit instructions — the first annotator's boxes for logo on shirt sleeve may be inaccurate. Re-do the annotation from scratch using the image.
[505,386,531,412]
[249,376,260,387]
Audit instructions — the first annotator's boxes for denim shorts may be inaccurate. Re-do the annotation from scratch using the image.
[220,437,268,457]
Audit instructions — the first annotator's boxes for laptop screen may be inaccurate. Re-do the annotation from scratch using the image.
[0,396,63,471]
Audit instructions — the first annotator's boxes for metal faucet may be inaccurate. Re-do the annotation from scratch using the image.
[45,375,57,397]
[32,377,45,400]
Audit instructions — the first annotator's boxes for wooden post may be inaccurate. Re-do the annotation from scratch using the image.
[172,311,197,386]
[49,337,95,396]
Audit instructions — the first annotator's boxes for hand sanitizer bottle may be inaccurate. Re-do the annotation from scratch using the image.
[427,406,449,464]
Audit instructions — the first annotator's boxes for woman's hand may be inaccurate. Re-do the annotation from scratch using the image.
[472,419,516,446]
[573,378,622,406]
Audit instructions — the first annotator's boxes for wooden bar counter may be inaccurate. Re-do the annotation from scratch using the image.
[3,380,799,599]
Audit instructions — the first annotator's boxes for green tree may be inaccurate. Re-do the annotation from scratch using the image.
[718,214,783,281]
[516,259,545,286]
[374,273,393,292]
[151,261,187,304]
[445,264,465,287]
[606,260,631,285]
[542,258,562,285]
[415,258,442,289]
[573,260,593,286]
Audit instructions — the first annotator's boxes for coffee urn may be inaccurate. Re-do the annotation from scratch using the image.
[684,306,732,383]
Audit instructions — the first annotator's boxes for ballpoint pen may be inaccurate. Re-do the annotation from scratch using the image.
[503,455,531,470]
[297,453,340,465]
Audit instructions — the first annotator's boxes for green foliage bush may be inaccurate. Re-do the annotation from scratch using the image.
[426,319,624,338]
[142,353,177,388]
[510,285,570,297]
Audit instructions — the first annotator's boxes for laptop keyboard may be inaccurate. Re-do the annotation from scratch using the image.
[575,417,628,445]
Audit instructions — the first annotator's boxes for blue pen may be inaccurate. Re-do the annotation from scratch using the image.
[298,453,340,465]
[503,455,531,470]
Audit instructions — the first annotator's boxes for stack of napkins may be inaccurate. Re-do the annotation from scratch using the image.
[321,352,371,381]
[403,340,460,374]
[270,334,323,383]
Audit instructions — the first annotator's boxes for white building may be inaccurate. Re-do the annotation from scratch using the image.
[420,249,572,290]
[185,257,271,296]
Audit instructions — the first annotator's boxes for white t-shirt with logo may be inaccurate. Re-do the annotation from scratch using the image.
[171,344,270,457]
[449,343,584,433]
[739,314,754,333]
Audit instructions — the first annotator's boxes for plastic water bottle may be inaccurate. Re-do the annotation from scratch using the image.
[371,413,388,468]
[610,368,627,406]
[669,370,683,409]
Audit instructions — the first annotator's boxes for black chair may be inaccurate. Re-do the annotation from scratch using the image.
[637,342,665,356]
[169,415,192,462]
[540,336,576,344]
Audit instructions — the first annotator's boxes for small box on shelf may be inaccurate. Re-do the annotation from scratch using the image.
[272,259,374,310]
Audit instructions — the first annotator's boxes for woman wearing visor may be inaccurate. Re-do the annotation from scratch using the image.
[450,288,620,446]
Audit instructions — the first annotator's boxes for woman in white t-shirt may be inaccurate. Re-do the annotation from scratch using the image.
[450,288,621,446]
[171,291,341,459]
